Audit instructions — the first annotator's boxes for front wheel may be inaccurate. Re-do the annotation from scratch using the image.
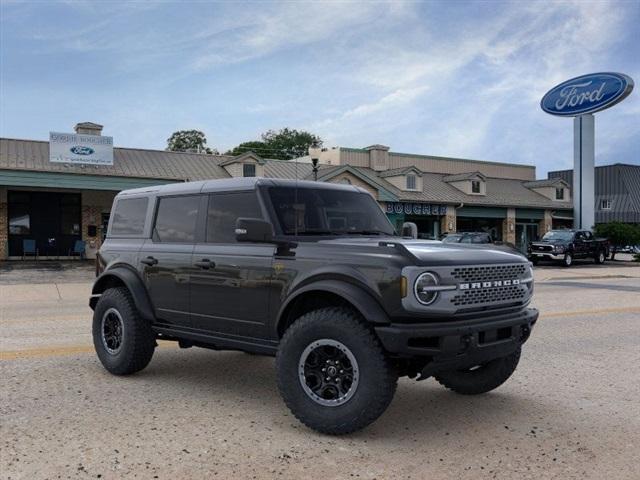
[595,250,606,264]
[562,253,573,267]
[435,347,521,395]
[276,307,398,435]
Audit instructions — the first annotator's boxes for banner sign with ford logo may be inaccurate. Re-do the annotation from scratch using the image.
[49,132,114,165]
[541,72,634,116]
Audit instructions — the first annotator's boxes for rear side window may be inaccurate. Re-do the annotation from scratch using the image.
[206,192,262,243]
[153,195,200,243]
[110,197,148,236]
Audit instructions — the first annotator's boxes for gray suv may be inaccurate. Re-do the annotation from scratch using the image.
[91,178,538,434]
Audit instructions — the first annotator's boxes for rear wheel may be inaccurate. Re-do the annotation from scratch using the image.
[92,287,155,375]
[435,347,521,395]
[276,307,398,435]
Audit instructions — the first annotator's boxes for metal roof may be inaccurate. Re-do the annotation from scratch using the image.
[443,171,486,182]
[0,137,231,181]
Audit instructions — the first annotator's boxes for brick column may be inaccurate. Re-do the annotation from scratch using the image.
[440,205,457,234]
[502,208,516,244]
[539,210,553,239]
[81,191,117,260]
[0,188,7,261]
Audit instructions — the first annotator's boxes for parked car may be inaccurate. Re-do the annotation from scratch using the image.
[528,230,609,267]
[442,232,523,256]
[91,178,538,434]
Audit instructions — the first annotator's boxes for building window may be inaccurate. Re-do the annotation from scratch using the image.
[471,180,481,194]
[243,163,256,177]
[601,199,612,210]
[406,174,417,190]
[555,188,564,200]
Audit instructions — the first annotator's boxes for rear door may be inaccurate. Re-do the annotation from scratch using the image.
[190,190,275,340]
[139,194,201,328]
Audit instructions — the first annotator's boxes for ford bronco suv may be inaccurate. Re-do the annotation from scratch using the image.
[90,178,538,434]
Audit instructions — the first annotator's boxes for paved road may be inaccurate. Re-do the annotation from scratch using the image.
[1,264,639,479]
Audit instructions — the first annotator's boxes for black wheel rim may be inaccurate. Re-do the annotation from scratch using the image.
[101,308,124,355]
[298,339,359,407]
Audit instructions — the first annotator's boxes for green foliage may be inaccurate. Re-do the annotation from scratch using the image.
[225,141,269,157]
[593,222,640,260]
[226,128,322,160]
[166,130,216,154]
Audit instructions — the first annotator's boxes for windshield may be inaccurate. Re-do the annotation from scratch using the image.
[542,231,574,241]
[267,186,396,236]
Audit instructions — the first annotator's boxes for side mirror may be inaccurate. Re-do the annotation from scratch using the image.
[401,222,418,239]
[235,218,273,243]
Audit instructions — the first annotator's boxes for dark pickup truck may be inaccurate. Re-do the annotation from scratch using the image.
[528,230,609,267]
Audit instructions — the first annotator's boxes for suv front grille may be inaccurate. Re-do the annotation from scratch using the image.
[450,263,530,307]
[451,284,528,307]
[451,264,527,283]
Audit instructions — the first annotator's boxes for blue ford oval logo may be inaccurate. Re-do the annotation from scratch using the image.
[541,72,633,116]
[70,146,95,155]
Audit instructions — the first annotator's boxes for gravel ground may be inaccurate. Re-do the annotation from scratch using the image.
[1,263,639,479]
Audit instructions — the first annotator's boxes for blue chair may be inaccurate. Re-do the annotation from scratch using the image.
[22,239,38,261]
[68,240,86,260]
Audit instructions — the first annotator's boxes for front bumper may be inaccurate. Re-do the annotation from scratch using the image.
[375,308,538,377]
[529,251,564,260]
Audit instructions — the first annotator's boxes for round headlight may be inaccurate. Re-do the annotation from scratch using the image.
[414,272,439,305]
[556,245,565,253]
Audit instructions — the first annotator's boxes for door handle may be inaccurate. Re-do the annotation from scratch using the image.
[141,256,158,266]
[194,259,215,269]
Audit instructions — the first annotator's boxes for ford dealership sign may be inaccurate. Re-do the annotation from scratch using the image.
[50,132,113,165]
[541,72,634,116]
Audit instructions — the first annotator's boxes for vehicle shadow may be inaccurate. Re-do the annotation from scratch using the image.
[98,347,555,440]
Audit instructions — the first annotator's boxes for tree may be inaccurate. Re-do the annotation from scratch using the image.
[226,128,322,160]
[225,141,268,157]
[593,222,640,260]
[167,130,217,154]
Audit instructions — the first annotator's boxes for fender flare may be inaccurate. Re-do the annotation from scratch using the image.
[90,266,155,321]
[276,279,390,335]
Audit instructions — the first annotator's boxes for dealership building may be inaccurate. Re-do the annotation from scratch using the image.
[0,121,605,261]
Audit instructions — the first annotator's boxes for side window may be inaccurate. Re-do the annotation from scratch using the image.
[153,195,200,243]
[206,192,262,243]
[110,197,148,236]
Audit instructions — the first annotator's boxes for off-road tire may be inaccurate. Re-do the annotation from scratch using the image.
[92,287,155,375]
[276,307,398,435]
[434,347,521,395]
[562,253,573,267]
[594,250,606,264]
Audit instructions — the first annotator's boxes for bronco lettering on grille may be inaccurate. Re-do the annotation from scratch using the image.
[459,279,520,290]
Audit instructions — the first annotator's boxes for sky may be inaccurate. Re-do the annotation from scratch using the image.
[1,0,638,177]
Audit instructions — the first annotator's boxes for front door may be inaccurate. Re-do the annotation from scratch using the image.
[189,191,274,340]
[516,223,539,253]
[139,194,201,328]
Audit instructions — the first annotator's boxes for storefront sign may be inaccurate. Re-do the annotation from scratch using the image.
[49,132,114,165]
[540,72,634,116]
[385,202,447,216]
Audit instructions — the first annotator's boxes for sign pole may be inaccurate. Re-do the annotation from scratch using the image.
[572,114,595,229]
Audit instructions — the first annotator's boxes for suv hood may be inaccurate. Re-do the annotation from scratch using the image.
[317,237,527,266]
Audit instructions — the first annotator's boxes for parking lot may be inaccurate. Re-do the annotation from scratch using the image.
[1,260,639,479]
